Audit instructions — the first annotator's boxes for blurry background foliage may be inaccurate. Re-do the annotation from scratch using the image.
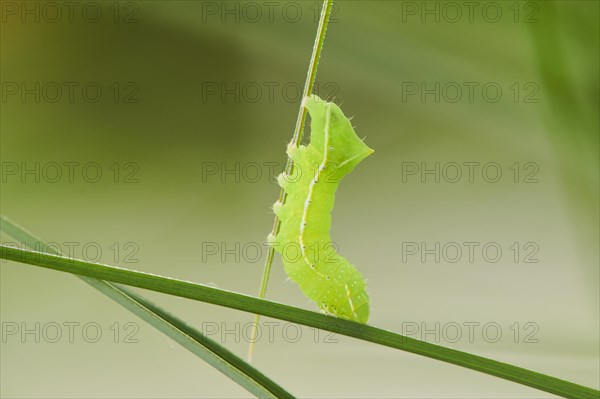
[1,1,598,397]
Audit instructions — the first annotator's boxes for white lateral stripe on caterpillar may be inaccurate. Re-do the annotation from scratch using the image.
[299,102,331,268]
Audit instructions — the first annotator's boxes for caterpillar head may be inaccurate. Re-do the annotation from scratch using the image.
[304,95,374,175]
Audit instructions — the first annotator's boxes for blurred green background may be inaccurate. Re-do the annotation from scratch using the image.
[1,1,598,397]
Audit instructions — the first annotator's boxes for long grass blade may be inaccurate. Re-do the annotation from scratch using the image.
[0,243,597,399]
[0,217,294,399]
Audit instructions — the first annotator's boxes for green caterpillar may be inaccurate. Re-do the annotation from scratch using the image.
[268,94,373,323]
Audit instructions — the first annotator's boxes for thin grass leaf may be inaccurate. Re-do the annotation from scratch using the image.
[251,0,335,362]
[0,244,597,399]
[0,217,294,399]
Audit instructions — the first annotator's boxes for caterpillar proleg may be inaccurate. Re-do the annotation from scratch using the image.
[268,94,373,323]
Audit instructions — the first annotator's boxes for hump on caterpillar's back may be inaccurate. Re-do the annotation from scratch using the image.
[304,95,374,176]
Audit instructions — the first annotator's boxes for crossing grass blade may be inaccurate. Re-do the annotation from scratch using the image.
[1,242,597,399]
[0,216,294,399]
